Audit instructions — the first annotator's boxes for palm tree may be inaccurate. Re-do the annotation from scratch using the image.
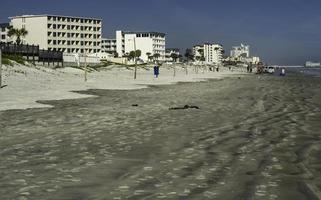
[153,53,161,62]
[170,53,179,63]
[7,26,28,45]
[146,52,151,62]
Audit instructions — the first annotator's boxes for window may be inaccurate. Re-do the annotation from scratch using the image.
[53,24,56,29]
[2,35,6,39]
[53,40,57,45]
[53,32,56,37]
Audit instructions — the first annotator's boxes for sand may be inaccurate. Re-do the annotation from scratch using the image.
[0,71,321,199]
[0,63,244,111]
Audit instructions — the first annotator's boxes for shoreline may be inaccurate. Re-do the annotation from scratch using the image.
[0,64,246,111]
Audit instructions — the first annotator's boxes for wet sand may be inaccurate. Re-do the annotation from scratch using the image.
[0,72,321,200]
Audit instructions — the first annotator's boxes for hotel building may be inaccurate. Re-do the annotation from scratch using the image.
[116,30,166,62]
[204,43,223,64]
[9,15,102,54]
[0,23,10,43]
[230,43,250,58]
[101,38,117,54]
[165,48,180,62]
[193,45,204,58]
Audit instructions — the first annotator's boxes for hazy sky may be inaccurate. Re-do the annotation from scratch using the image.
[1,0,321,65]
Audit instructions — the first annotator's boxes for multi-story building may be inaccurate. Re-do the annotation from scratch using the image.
[193,45,204,58]
[230,43,250,58]
[101,38,117,54]
[9,15,102,54]
[0,23,10,43]
[165,48,180,62]
[116,30,166,62]
[204,43,223,64]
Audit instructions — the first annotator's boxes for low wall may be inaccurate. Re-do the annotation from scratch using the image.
[63,53,101,66]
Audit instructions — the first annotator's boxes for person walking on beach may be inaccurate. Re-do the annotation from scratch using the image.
[280,68,285,76]
[154,65,160,78]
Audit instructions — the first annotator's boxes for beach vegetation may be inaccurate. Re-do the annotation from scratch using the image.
[2,54,26,65]
[7,26,28,45]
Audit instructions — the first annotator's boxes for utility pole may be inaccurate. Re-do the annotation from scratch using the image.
[84,52,87,82]
[0,48,2,88]
[134,37,137,79]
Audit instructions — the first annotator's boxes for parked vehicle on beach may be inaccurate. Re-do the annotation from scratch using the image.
[263,66,275,74]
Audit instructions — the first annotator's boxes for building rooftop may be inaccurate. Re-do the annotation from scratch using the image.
[9,14,102,21]
[123,31,166,37]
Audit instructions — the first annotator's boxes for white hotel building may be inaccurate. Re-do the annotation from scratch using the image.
[0,23,10,43]
[230,43,250,58]
[204,43,223,65]
[193,45,204,58]
[116,30,166,62]
[101,38,117,54]
[9,15,102,54]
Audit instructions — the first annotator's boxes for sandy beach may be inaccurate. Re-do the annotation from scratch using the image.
[0,63,244,111]
[0,68,321,199]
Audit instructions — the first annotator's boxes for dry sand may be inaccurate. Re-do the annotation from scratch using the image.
[0,63,244,111]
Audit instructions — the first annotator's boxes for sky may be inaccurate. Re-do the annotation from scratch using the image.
[1,0,321,65]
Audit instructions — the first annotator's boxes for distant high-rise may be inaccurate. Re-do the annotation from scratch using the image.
[204,43,223,64]
[9,15,102,54]
[230,43,250,58]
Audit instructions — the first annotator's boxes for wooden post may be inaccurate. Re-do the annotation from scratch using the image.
[173,65,176,77]
[134,37,137,79]
[26,44,29,60]
[0,48,2,88]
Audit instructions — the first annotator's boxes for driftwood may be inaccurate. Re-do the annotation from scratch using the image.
[169,105,200,110]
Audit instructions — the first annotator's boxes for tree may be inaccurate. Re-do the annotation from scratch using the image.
[146,52,152,62]
[170,53,179,62]
[185,48,194,62]
[7,26,28,45]
[135,50,141,58]
[153,53,161,62]
[129,51,136,61]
